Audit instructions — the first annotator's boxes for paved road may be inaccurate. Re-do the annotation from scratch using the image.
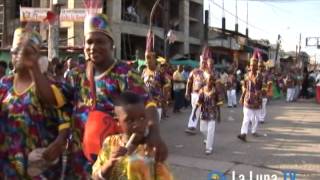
[159,99,320,180]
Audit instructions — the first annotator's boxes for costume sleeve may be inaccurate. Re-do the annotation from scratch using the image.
[92,137,112,176]
[186,71,194,95]
[156,163,174,180]
[215,80,225,105]
[126,70,148,97]
[197,90,204,105]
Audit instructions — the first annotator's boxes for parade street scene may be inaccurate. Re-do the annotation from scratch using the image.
[0,0,319,180]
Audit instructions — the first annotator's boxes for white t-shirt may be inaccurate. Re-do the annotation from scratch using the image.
[173,70,185,90]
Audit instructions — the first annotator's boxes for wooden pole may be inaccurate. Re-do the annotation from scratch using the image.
[48,0,61,61]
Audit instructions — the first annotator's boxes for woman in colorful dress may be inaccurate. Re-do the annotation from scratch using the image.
[0,28,69,179]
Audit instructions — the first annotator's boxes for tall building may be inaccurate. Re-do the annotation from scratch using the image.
[0,0,204,60]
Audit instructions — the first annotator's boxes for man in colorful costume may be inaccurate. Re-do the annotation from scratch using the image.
[142,30,168,121]
[185,46,212,134]
[238,53,263,142]
[64,13,168,179]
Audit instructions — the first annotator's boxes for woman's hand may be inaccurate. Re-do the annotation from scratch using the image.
[43,138,67,162]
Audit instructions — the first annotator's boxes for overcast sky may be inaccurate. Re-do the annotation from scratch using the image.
[204,0,320,61]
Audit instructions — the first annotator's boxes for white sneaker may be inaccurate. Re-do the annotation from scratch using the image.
[205,149,212,155]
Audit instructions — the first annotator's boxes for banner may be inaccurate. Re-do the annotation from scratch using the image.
[20,7,102,22]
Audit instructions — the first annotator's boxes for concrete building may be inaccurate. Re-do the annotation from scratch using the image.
[0,0,204,60]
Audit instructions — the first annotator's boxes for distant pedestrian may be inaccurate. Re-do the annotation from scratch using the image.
[173,65,185,113]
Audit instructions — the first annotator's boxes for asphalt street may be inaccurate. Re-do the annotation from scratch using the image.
[160,99,320,180]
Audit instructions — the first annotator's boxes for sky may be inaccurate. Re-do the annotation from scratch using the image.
[204,0,320,62]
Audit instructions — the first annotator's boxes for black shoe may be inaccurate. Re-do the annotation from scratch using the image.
[233,105,237,108]
[228,106,232,108]
[237,134,247,142]
[252,133,261,137]
[185,128,197,135]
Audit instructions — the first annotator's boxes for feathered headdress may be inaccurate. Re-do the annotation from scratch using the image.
[201,45,212,60]
[250,49,259,66]
[11,27,42,52]
[83,0,113,41]
[145,0,161,56]
[145,30,155,55]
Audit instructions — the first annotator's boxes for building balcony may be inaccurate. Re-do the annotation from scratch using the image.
[116,20,186,43]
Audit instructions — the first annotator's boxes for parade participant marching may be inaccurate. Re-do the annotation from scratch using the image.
[284,69,296,102]
[142,30,168,121]
[0,27,70,179]
[205,51,224,122]
[257,59,269,124]
[185,47,209,134]
[238,53,263,142]
[226,71,237,108]
[64,9,168,179]
[193,75,221,155]
[92,92,173,180]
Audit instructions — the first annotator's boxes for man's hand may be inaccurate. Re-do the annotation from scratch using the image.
[185,93,190,101]
[17,46,40,70]
[145,132,168,162]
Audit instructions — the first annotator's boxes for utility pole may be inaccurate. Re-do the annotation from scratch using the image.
[275,34,281,71]
[163,0,169,62]
[235,0,238,33]
[48,0,61,61]
[204,10,209,44]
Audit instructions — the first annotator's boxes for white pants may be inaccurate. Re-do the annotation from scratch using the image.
[286,88,295,102]
[200,120,216,151]
[241,107,259,134]
[157,108,162,122]
[187,93,200,129]
[227,89,237,107]
[259,98,268,122]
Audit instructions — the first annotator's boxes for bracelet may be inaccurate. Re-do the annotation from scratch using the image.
[98,169,106,180]
[145,102,157,108]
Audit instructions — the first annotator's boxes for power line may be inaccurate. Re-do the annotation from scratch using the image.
[208,0,270,34]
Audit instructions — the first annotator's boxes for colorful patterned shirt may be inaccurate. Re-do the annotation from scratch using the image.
[241,72,263,109]
[197,87,219,121]
[0,75,68,179]
[141,68,166,105]
[92,134,173,180]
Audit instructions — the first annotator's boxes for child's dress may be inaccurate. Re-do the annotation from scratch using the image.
[92,134,173,180]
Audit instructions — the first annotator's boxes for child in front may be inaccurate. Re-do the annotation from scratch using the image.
[194,75,221,155]
[92,91,173,180]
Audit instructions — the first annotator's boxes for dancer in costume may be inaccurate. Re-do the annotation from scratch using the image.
[257,59,268,124]
[194,75,221,155]
[185,47,209,134]
[65,12,168,179]
[142,30,168,121]
[238,53,263,142]
[0,27,69,179]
